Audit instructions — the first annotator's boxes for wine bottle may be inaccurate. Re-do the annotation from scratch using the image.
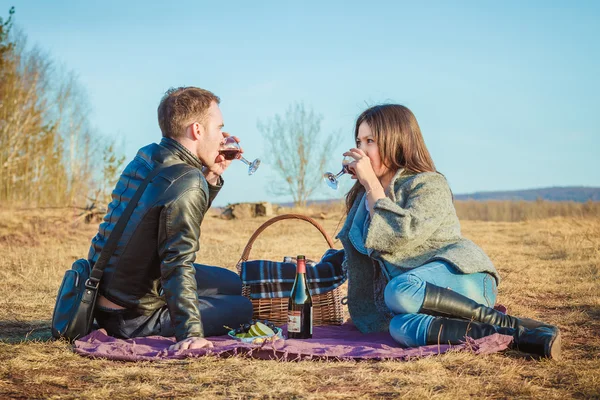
[287,255,313,339]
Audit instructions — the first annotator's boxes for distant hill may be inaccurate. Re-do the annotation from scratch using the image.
[455,187,600,202]
[275,187,600,208]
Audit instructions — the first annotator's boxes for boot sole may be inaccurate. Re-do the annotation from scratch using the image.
[549,331,562,360]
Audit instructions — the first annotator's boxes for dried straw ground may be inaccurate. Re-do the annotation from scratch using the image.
[0,205,599,399]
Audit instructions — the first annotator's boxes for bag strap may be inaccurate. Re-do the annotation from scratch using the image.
[85,161,175,290]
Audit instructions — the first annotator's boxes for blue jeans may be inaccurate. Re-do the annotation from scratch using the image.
[384,260,497,347]
[95,264,253,339]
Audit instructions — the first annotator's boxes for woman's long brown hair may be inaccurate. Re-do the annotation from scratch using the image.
[345,104,437,213]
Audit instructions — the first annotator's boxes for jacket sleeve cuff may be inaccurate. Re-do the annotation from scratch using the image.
[207,176,223,206]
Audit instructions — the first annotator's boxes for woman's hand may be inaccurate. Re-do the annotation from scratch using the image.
[343,148,379,188]
[344,148,386,215]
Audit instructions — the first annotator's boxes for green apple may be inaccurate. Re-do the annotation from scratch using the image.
[248,321,275,337]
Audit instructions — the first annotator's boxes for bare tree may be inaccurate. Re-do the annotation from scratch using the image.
[102,141,126,200]
[0,7,123,208]
[257,102,341,207]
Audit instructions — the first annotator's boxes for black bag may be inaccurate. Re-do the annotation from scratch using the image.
[51,163,169,341]
[51,259,96,340]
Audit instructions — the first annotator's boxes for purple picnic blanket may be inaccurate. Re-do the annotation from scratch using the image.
[73,323,512,362]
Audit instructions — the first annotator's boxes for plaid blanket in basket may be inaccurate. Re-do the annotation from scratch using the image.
[239,248,346,299]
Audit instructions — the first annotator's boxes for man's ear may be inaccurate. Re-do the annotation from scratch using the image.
[190,122,203,140]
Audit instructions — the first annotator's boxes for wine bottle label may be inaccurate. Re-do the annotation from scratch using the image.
[288,311,302,333]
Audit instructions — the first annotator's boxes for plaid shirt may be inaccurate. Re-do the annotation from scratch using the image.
[239,249,346,299]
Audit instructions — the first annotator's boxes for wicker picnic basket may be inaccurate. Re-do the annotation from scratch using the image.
[237,214,345,326]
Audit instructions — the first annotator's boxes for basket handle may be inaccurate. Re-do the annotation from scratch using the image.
[238,213,335,263]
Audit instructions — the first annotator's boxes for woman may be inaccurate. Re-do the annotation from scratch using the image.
[336,104,560,359]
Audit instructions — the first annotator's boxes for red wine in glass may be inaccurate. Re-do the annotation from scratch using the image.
[219,149,241,161]
[219,136,261,175]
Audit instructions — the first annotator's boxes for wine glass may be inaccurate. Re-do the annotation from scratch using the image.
[219,136,261,175]
[323,155,353,190]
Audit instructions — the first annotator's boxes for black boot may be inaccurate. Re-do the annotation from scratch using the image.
[427,317,561,359]
[420,283,558,332]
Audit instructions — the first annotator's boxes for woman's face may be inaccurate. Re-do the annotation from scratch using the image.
[356,121,391,179]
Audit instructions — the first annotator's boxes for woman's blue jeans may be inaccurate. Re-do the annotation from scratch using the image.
[384,260,497,347]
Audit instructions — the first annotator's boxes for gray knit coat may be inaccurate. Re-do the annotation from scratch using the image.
[337,169,500,334]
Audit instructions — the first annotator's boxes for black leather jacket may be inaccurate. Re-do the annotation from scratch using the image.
[88,137,222,341]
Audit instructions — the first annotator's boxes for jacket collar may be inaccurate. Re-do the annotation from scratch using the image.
[386,168,427,201]
[160,137,204,170]
[337,168,410,241]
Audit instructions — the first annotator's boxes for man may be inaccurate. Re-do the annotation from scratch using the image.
[89,87,253,350]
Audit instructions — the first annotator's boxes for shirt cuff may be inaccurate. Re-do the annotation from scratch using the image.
[207,175,224,190]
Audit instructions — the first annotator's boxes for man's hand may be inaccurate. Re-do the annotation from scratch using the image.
[204,132,242,184]
[168,337,214,351]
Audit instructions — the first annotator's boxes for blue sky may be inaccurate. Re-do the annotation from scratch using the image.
[4,0,599,206]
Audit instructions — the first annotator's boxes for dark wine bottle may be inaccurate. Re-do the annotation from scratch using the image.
[287,255,313,339]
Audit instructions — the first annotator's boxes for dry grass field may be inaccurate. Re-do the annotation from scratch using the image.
[0,204,599,399]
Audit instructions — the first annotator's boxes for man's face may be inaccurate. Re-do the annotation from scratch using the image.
[196,102,224,167]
